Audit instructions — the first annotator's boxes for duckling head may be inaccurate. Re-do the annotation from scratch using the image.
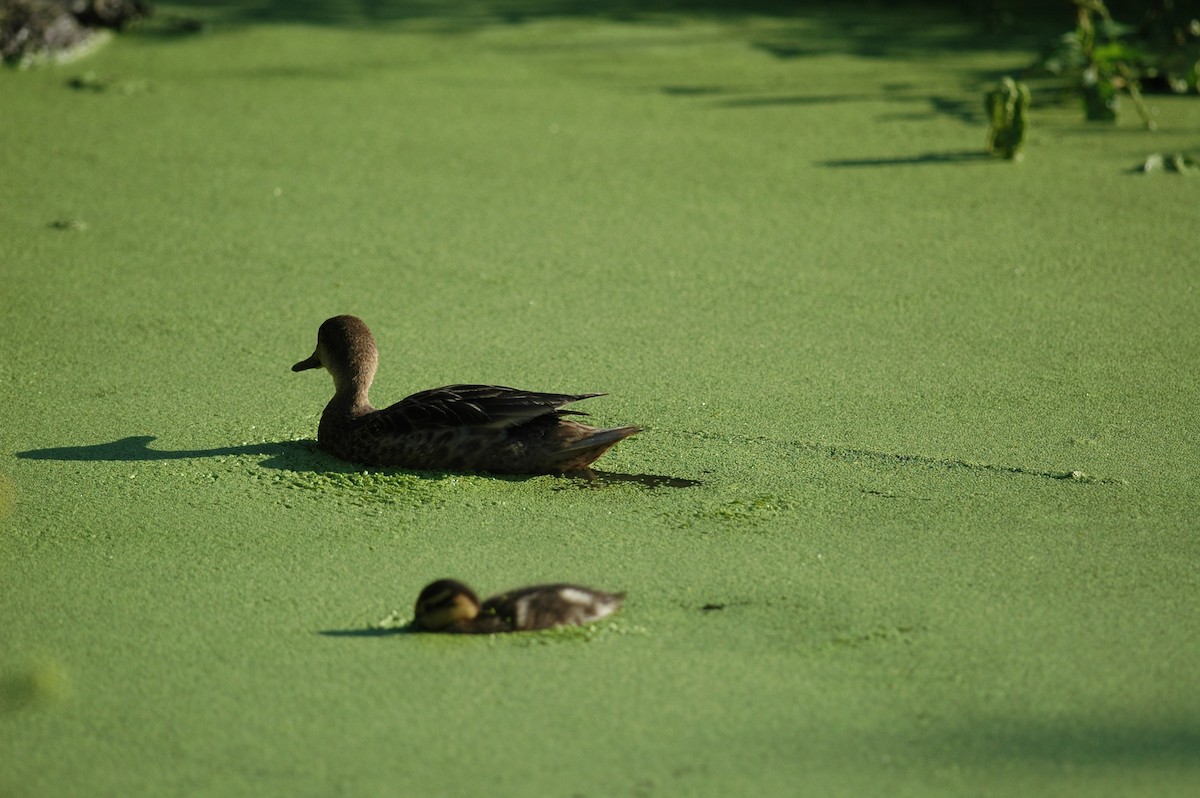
[413,579,481,631]
[292,315,379,401]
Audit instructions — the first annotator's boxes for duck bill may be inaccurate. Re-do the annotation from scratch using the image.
[292,351,322,372]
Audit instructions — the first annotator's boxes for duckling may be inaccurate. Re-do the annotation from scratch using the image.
[412,578,624,633]
[292,315,641,473]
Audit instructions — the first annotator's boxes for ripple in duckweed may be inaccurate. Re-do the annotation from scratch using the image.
[671,493,797,530]
[284,470,451,509]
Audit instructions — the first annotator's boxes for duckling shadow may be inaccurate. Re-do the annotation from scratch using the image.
[15,436,703,487]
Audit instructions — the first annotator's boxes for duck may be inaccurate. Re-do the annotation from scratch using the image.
[412,578,624,633]
[292,315,641,473]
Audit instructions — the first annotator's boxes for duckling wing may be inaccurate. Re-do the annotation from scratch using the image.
[374,384,602,434]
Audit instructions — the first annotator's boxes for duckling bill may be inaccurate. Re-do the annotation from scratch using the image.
[292,315,641,474]
[413,579,624,633]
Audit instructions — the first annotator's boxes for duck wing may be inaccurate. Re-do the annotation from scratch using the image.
[371,384,602,435]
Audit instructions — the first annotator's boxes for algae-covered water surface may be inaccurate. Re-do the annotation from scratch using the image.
[2,3,1198,796]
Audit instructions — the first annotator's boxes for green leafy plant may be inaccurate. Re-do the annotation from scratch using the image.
[1035,0,1156,128]
[985,76,1032,160]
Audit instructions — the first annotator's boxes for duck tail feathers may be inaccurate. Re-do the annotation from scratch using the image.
[561,426,642,453]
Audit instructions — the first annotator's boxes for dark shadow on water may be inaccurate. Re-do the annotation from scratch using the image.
[158,1,1060,62]
[660,85,727,96]
[818,150,993,167]
[158,0,821,32]
[912,717,1200,769]
[15,436,700,487]
[560,470,703,489]
[15,436,326,473]
[665,87,993,128]
[16,436,284,462]
[145,1,1063,132]
[318,626,414,637]
[163,1,989,26]
[714,93,876,108]
[927,94,981,124]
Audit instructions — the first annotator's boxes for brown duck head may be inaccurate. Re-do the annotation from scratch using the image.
[412,579,481,631]
[293,315,380,403]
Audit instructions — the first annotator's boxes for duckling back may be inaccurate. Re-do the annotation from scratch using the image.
[474,584,625,633]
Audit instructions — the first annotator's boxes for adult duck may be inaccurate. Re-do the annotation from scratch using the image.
[292,315,641,473]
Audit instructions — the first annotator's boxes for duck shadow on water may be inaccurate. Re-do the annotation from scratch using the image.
[14,436,701,489]
[15,435,325,472]
[317,626,415,638]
